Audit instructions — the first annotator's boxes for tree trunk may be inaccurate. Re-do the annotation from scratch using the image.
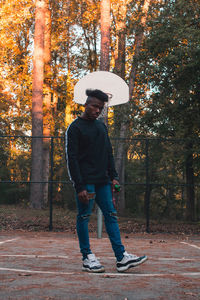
[43,0,52,206]
[115,0,151,213]
[113,1,127,213]
[100,0,110,72]
[185,142,195,221]
[30,0,45,209]
[99,0,110,123]
[129,0,151,96]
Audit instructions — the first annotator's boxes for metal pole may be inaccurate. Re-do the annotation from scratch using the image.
[49,137,54,231]
[97,207,103,238]
[145,138,150,233]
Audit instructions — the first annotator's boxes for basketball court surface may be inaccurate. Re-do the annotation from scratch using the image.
[0,232,200,299]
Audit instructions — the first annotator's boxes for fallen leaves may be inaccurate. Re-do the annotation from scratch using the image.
[0,205,199,235]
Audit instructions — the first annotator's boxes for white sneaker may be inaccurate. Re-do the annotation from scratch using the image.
[116,251,148,272]
[82,254,105,273]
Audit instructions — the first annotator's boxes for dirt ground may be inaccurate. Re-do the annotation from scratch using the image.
[0,231,200,300]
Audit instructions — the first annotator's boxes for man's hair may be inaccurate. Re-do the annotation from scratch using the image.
[85,89,108,103]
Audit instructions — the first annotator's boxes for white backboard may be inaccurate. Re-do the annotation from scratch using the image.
[73,71,129,106]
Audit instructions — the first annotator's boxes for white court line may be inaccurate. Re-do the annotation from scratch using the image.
[0,255,68,259]
[92,272,200,277]
[158,258,197,261]
[180,241,200,250]
[0,238,19,245]
[0,267,74,275]
[0,267,200,277]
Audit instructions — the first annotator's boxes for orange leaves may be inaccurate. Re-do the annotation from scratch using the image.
[0,0,33,27]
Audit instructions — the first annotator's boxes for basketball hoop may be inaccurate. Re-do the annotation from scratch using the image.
[73,71,129,106]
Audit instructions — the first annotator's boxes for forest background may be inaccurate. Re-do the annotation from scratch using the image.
[0,0,200,226]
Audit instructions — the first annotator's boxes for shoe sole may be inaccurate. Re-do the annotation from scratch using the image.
[82,266,105,273]
[117,256,148,272]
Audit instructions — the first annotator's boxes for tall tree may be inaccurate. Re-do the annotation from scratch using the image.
[43,0,52,205]
[112,0,151,212]
[99,0,110,128]
[112,0,128,212]
[30,0,46,209]
[138,0,200,220]
[100,0,110,71]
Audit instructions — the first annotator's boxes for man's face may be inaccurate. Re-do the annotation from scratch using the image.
[84,97,104,120]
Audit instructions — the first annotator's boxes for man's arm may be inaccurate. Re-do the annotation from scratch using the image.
[65,125,85,194]
[65,124,90,204]
[106,131,119,182]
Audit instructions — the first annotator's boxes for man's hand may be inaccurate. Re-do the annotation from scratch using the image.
[112,179,121,192]
[78,190,89,204]
[112,179,120,186]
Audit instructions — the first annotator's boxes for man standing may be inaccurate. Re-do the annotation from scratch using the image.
[65,89,147,273]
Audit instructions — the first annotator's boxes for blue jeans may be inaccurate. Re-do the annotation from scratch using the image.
[76,183,125,261]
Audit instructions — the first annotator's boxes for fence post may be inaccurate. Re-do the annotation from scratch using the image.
[49,137,54,231]
[145,138,150,233]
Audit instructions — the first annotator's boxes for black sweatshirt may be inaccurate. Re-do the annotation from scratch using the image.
[65,117,119,193]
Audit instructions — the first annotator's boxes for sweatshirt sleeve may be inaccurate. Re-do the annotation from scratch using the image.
[65,124,85,193]
[105,126,119,181]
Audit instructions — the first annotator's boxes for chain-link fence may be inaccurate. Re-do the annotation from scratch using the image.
[0,135,200,231]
